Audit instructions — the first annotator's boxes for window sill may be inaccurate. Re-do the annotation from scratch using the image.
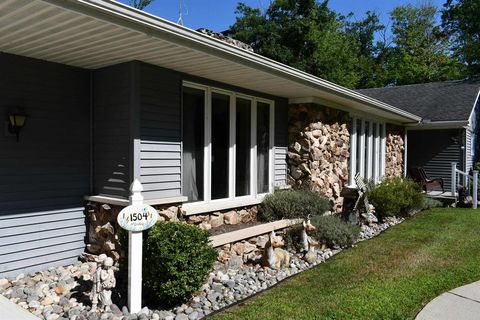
[85,195,188,207]
[182,196,265,216]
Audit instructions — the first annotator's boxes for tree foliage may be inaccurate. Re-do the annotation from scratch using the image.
[129,0,154,10]
[386,4,462,85]
[231,0,361,88]
[230,0,469,89]
[442,0,480,75]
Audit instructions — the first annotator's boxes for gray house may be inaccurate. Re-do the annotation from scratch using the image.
[0,0,425,277]
[359,78,480,191]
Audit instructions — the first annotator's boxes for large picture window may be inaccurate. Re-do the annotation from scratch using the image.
[349,117,386,185]
[182,82,274,205]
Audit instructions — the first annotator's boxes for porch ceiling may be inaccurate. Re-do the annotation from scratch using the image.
[0,0,421,123]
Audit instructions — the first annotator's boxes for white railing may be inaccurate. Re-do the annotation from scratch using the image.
[451,162,478,209]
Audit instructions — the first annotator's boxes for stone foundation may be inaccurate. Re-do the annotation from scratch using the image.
[288,104,351,213]
[84,202,258,261]
[385,125,405,177]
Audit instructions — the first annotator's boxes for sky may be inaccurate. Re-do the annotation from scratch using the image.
[117,0,446,33]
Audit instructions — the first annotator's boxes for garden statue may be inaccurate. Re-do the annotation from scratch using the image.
[91,254,117,312]
[300,216,316,252]
[361,204,378,224]
[262,231,290,270]
[301,216,318,264]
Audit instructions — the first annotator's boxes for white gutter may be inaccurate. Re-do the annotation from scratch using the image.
[42,0,421,123]
[467,89,480,126]
[406,120,470,129]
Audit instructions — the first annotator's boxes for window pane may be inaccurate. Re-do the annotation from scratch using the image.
[257,102,270,193]
[236,98,251,196]
[211,93,230,200]
[182,87,204,202]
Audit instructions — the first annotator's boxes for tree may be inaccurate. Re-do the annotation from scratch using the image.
[230,0,361,88]
[442,0,480,75]
[344,11,389,88]
[129,0,154,10]
[385,4,462,85]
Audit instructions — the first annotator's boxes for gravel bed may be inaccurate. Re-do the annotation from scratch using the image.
[0,217,403,320]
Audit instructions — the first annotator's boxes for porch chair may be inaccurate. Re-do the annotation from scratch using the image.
[353,173,371,212]
[408,167,444,192]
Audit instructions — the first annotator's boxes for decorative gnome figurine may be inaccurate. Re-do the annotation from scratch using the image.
[361,204,378,225]
[301,216,318,264]
[91,254,116,312]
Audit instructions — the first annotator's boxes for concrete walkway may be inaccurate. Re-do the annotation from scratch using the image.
[416,281,480,320]
[0,294,39,320]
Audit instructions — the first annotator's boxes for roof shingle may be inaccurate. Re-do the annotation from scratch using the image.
[357,78,480,122]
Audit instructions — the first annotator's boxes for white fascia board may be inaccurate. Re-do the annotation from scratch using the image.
[43,0,421,123]
[288,96,420,124]
[406,120,470,130]
[467,89,480,125]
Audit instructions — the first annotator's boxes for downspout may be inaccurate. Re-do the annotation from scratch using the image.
[404,128,408,178]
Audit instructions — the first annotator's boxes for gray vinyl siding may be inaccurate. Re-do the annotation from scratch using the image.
[139,63,182,200]
[274,100,288,187]
[407,129,464,191]
[93,63,133,199]
[0,53,90,277]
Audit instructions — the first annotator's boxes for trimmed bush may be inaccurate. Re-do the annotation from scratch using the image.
[284,224,304,251]
[143,222,217,307]
[368,177,424,219]
[422,197,443,210]
[311,215,360,248]
[259,189,329,222]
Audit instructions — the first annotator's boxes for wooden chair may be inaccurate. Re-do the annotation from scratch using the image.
[408,167,444,192]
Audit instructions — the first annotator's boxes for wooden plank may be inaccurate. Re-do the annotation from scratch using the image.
[209,219,302,247]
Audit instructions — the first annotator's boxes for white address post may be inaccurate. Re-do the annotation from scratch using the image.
[117,179,158,314]
[128,180,143,314]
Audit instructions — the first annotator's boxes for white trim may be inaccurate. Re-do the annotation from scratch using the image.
[24,0,421,123]
[374,122,380,182]
[181,81,275,208]
[349,118,357,186]
[366,121,373,180]
[404,128,408,177]
[359,119,366,178]
[85,195,188,207]
[405,120,470,129]
[467,89,480,126]
[381,123,386,177]
[183,196,264,216]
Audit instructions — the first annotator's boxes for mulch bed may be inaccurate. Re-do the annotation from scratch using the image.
[208,221,262,236]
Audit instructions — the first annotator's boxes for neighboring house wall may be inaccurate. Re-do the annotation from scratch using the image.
[407,129,464,191]
[93,63,133,199]
[0,53,90,277]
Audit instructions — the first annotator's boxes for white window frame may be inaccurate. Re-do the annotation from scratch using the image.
[350,116,386,186]
[182,81,275,210]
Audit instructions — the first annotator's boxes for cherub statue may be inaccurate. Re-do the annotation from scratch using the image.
[91,255,116,312]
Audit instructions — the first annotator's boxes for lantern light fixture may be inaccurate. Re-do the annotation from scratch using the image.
[7,109,27,142]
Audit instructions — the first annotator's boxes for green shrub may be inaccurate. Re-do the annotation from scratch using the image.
[143,222,217,307]
[311,215,360,248]
[259,189,329,222]
[422,197,443,210]
[368,177,424,219]
[284,224,304,251]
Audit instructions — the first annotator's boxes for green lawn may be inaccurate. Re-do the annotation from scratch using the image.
[212,208,480,320]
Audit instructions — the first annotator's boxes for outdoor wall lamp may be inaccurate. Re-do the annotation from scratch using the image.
[8,109,27,142]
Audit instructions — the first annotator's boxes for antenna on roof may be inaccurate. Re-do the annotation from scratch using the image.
[177,0,184,26]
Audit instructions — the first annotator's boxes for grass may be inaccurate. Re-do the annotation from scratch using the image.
[211,208,480,320]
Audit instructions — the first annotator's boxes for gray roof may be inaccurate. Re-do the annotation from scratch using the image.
[357,78,480,122]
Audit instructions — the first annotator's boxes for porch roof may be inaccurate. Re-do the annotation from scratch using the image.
[0,0,421,123]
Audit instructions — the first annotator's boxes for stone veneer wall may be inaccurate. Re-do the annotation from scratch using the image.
[84,202,258,261]
[288,104,351,213]
[385,124,405,177]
